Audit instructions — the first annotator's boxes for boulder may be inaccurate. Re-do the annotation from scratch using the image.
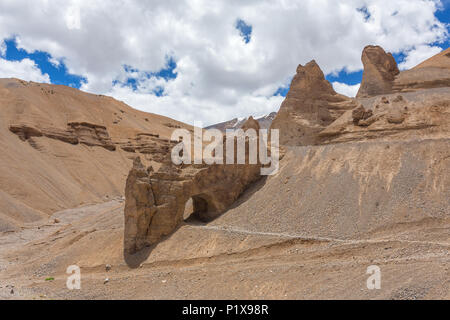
[352,105,373,125]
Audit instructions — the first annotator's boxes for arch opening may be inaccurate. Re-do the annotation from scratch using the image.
[183,194,216,223]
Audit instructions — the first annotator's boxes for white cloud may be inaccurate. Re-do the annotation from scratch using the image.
[65,4,81,30]
[0,0,447,125]
[332,82,361,97]
[48,56,61,68]
[0,41,5,57]
[398,45,443,70]
[0,58,50,83]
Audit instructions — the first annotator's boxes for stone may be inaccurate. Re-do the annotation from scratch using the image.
[393,95,404,103]
[387,110,406,124]
[352,105,373,125]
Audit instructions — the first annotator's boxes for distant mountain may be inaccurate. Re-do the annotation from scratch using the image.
[205,112,277,131]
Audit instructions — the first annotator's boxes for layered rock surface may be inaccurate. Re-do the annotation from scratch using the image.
[320,89,450,144]
[393,47,450,92]
[321,47,450,144]
[9,122,116,151]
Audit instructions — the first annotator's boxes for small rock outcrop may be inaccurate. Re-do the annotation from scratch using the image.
[356,45,400,98]
[124,119,264,254]
[271,60,355,146]
[118,133,176,163]
[352,105,373,126]
[67,122,116,151]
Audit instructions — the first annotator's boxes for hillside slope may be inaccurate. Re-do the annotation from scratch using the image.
[0,78,191,231]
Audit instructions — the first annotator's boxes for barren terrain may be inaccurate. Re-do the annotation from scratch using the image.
[0,47,449,300]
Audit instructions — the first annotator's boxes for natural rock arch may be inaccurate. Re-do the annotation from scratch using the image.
[124,119,264,254]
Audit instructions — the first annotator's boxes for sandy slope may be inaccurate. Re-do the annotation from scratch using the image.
[0,137,448,300]
[0,78,191,231]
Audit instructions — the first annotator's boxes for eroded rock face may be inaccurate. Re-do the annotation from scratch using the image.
[118,133,177,163]
[68,122,116,151]
[357,45,400,98]
[271,60,356,146]
[9,122,116,151]
[124,120,263,254]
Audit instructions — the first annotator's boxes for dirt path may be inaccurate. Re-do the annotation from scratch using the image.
[1,201,449,300]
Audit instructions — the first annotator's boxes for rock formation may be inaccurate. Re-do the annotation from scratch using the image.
[118,133,177,163]
[270,60,356,146]
[9,122,116,151]
[9,122,181,161]
[124,119,263,254]
[352,105,373,125]
[68,122,116,151]
[269,45,450,146]
[356,45,400,98]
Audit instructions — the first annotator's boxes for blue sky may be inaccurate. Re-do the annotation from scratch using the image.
[0,0,448,125]
[1,38,86,88]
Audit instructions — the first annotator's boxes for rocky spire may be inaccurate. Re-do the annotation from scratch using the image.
[356,45,400,98]
[271,60,355,146]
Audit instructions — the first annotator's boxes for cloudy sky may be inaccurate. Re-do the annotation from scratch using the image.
[0,0,449,126]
